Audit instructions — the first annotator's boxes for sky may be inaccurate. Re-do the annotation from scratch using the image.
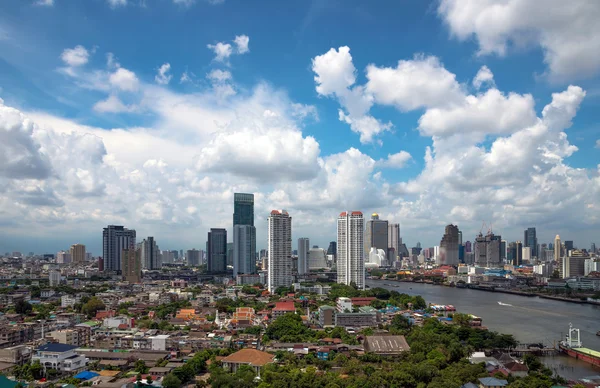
[0,0,599,255]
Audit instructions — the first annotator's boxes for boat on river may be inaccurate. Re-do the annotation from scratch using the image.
[559,324,600,367]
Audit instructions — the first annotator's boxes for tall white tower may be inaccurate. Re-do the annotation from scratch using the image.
[337,211,365,289]
[268,210,292,293]
[297,238,310,275]
[554,235,562,262]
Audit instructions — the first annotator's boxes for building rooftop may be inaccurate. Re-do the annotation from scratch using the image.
[478,377,508,387]
[363,335,410,354]
[222,349,274,367]
[36,343,78,353]
[273,301,295,312]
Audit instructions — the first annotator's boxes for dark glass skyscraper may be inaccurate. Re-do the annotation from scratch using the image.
[233,193,254,226]
[524,227,538,257]
[207,228,227,273]
[102,225,136,273]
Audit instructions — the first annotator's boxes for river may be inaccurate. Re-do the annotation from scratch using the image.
[367,279,600,380]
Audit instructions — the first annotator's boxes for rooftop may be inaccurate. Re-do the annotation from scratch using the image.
[364,335,410,354]
[36,343,78,353]
[222,349,274,367]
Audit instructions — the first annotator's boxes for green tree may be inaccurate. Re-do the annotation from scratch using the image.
[15,299,33,315]
[81,296,105,318]
[134,360,149,374]
[162,373,182,388]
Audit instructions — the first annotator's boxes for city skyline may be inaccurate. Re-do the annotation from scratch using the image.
[1,2,599,255]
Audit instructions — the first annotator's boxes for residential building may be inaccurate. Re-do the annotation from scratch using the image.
[335,307,379,328]
[337,211,365,289]
[522,246,531,263]
[267,210,292,293]
[31,343,88,373]
[554,235,562,261]
[121,248,142,283]
[70,244,86,264]
[103,225,136,273]
[364,213,388,256]
[186,249,200,267]
[0,345,31,365]
[438,224,459,266]
[318,306,336,327]
[207,228,227,273]
[584,258,600,276]
[221,349,274,376]
[233,225,256,277]
[327,241,337,259]
[560,250,589,278]
[474,232,502,267]
[524,227,538,258]
[272,301,296,318]
[139,237,161,270]
[297,238,310,275]
[308,247,328,269]
[49,270,61,287]
[388,223,400,262]
[337,297,352,313]
[514,242,523,266]
[47,330,82,347]
[565,240,574,255]
[56,250,71,264]
[161,250,174,265]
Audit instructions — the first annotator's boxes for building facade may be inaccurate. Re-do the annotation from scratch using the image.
[121,248,142,283]
[297,238,310,275]
[388,223,400,262]
[207,228,228,273]
[364,213,388,256]
[554,235,562,261]
[438,224,459,266]
[139,237,161,270]
[267,210,292,293]
[337,211,365,289]
[186,249,200,267]
[233,225,257,277]
[524,227,538,258]
[70,244,86,264]
[102,225,136,273]
[474,232,502,267]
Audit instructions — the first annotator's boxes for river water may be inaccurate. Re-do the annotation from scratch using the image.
[367,279,600,380]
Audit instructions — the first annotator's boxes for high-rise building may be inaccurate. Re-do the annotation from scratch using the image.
[327,241,337,259]
[49,270,61,287]
[524,227,538,257]
[171,250,179,261]
[162,250,174,265]
[365,213,388,256]
[207,229,227,273]
[186,249,200,267]
[474,232,502,267]
[267,210,292,293]
[514,241,523,266]
[233,193,254,226]
[308,247,328,269]
[388,223,400,261]
[592,243,597,254]
[458,231,463,245]
[522,246,531,262]
[227,242,234,267]
[438,224,459,265]
[560,250,589,278]
[465,241,472,253]
[297,238,310,275]
[233,225,256,277]
[56,251,72,264]
[139,237,161,270]
[564,241,574,255]
[554,235,561,262]
[337,211,365,290]
[507,242,516,264]
[103,225,136,273]
[500,240,507,261]
[70,244,86,264]
[121,248,142,283]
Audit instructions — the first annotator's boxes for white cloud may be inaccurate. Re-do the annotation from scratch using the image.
[472,65,495,89]
[109,67,139,91]
[107,0,127,7]
[60,46,89,67]
[93,95,137,113]
[234,35,250,54]
[207,42,233,62]
[378,151,412,169]
[207,69,232,82]
[35,0,54,6]
[365,54,465,110]
[155,63,172,85]
[596,139,600,149]
[173,0,195,5]
[438,0,600,81]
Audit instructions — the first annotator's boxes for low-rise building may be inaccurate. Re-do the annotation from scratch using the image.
[272,301,295,319]
[31,343,88,373]
[318,306,335,328]
[221,349,274,376]
[363,335,410,355]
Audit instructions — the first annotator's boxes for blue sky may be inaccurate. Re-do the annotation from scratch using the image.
[0,0,599,255]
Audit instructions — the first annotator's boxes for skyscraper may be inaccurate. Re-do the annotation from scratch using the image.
[474,232,502,267]
[500,240,507,261]
[514,241,523,266]
[554,235,561,262]
[70,244,86,264]
[327,241,337,258]
[121,247,142,283]
[233,193,254,226]
[233,225,256,277]
[365,213,388,256]
[564,240,574,255]
[465,241,472,253]
[186,249,200,267]
[592,243,597,254]
[524,227,538,257]
[139,237,161,270]
[438,224,459,265]
[337,211,365,290]
[297,238,310,275]
[267,210,292,293]
[102,225,136,273]
[388,223,400,261]
[207,228,227,273]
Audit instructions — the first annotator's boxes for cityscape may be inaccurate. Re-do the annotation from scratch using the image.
[2,0,600,387]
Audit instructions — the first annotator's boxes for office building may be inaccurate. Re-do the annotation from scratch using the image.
[554,235,562,261]
[308,247,328,269]
[465,241,472,253]
[186,249,200,267]
[56,251,72,264]
[337,211,365,290]
[233,225,256,277]
[121,248,141,283]
[514,241,523,266]
[207,228,228,273]
[474,232,502,267]
[438,224,459,266]
[584,258,600,276]
[49,270,61,287]
[564,241,574,255]
[227,242,234,267]
[388,223,400,261]
[297,238,310,275]
[267,210,293,293]
[364,213,388,256]
[102,225,136,273]
[327,241,337,258]
[500,240,506,261]
[70,244,86,264]
[233,193,254,226]
[591,243,596,254]
[560,250,589,278]
[522,246,531,263]
[139,237,161,270]
[524,227,538,257]
[162,250,174,265]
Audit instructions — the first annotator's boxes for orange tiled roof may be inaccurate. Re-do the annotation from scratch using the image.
[222,349,274,367]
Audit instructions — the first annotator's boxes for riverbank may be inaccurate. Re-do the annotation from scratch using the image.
[384,278,600,306]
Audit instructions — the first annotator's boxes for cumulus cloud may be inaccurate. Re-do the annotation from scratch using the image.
[35,0,54,6]
[60,46,89,67]
[378,151,412,169]
[208,35,250,63]
[438,0,600,81]
[109,67,139,91]
[93,95,137,113]
[155,63,172,85]
[107,0,127,7]
[472,65,495,89]
[234,35,250,54]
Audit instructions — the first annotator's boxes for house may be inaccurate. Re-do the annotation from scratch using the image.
[271,301,295,319]
[478,377,508,388]
[31,343,88,373]
[221,349,274,376]
[363,335,410,355]
[503,361,528,377]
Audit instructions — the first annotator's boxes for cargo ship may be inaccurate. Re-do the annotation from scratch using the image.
[558,323,600,367]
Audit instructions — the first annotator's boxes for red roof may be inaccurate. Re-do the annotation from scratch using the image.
[273,301,295,312]
[270,210,280,215]
[351,211,362,215]
[339,212,347,217]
